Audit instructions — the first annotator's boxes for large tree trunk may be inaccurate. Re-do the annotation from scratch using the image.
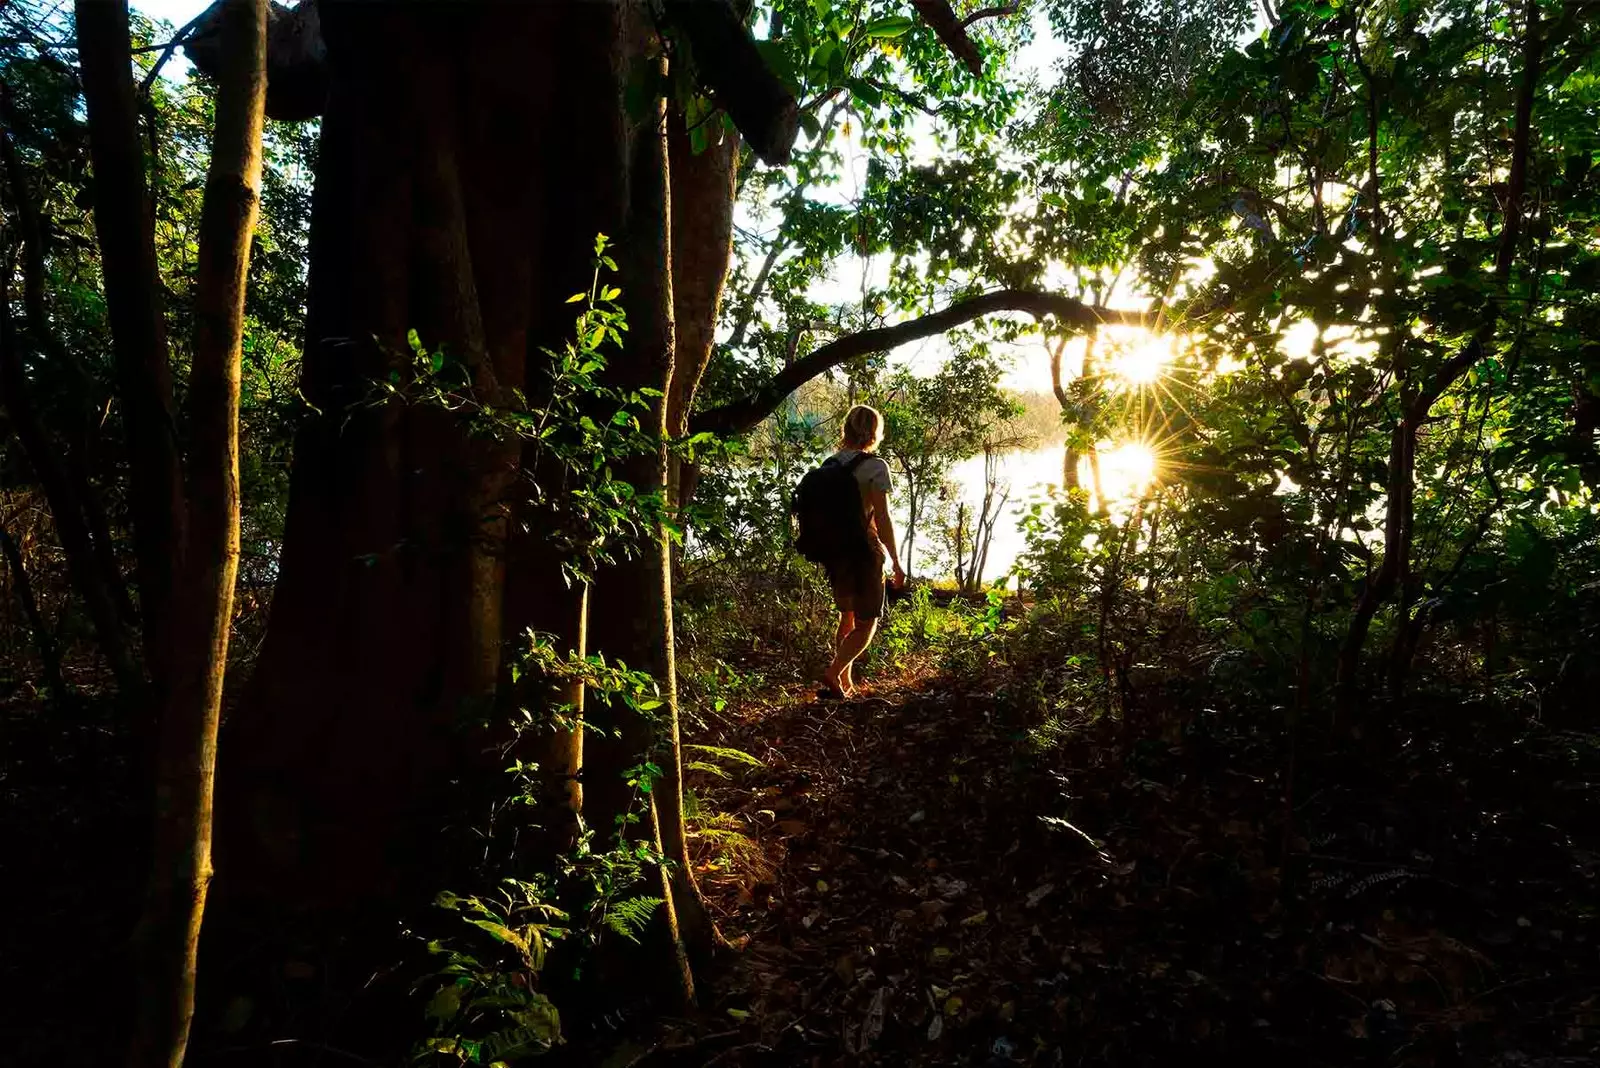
[220,2,637,910]
[77,0,187,699]
[128,4,265,1065]
[213,5,761,1025]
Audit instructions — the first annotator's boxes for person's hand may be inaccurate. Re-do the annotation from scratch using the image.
[891,563,906,588]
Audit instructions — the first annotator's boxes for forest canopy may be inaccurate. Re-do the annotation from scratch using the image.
[1,0,1596,1065]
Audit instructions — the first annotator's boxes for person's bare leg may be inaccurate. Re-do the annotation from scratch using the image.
[825,611,855,693]
[829,618,878,695]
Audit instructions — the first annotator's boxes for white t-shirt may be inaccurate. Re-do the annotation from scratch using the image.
[831,448,894,495]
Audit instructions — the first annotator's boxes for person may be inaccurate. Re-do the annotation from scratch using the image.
[821,404,905,698]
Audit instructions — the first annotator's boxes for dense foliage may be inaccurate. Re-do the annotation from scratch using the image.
[2,0,1596,1065]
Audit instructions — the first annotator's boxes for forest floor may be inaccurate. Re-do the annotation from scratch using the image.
[5,646,1597,1067]
[627,657,1600,1068]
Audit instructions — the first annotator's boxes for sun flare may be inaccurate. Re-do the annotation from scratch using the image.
[1109,336,1176,387]
[1077,440,1159,510]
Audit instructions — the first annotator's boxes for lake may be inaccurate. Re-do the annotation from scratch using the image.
[902,446,1067,583]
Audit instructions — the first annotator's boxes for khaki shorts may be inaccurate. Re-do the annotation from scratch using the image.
[826,551,886,620]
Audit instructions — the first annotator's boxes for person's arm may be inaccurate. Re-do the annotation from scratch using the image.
[865,485,906,587]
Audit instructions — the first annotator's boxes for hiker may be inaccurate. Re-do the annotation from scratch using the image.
[793,404,905,699]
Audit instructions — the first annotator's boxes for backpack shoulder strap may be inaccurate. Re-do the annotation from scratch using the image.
[844,452,870,473]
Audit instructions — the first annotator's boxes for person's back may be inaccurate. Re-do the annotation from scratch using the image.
[810,405,904,698]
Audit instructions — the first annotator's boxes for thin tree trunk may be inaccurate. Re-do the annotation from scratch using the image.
[127,2,265,1064]
[1049,336,1080,492]
[953,500,968,588]
[903,482,919,579]
[77,0,186,697]
[1335,0,1539,719]
[659,112,739,965]
[0,231,141,695]
[1335,414,1410,715]
[582,74,697,1006]
[0,514,70,706]
[547,584,588,847]
[0,97,136,626]
[664,116,738,513]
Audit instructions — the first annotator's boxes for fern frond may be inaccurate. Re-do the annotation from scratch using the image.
[603,895,664,943]
[683,743,764,770]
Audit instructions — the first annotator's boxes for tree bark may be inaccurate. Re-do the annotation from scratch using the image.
[911,0,986,76]
[128,3,265,1063]
[221,2,639,911]
[657,110,739,966]
[581,73,699,1005]
[662,0,796,165]
[665,115,738,517]
[77,0,187,700]
[1048,334,1078,490]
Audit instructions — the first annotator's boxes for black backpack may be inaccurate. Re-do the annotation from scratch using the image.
[792,453,872,564]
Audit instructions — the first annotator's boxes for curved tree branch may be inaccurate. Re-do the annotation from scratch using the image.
[691,289,1151,436]
[912,0,985,76]
[962,3,1021,28]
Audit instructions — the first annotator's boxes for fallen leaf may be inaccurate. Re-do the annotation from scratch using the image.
[1025,883,1055,908]
[861,988,887,1048]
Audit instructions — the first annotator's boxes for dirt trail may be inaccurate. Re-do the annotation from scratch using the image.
[649,667,1599,1068]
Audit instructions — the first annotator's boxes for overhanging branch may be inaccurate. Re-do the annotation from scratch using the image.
[665,0,799,166]
[690,289,1151,437]
[961,2,1022,29]
[911,0,985,76]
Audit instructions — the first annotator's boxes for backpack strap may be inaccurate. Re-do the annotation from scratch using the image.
[843,452,870,474]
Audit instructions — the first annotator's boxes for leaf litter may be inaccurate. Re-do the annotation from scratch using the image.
[651,664,1598,1067]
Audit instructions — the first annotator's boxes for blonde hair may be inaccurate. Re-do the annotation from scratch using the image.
[840,404,884,451]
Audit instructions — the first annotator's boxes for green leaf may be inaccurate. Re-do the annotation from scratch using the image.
[847,77,883,108]
[863,15,915,38]
[466,918,529,953]
[424,982,464,1023]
